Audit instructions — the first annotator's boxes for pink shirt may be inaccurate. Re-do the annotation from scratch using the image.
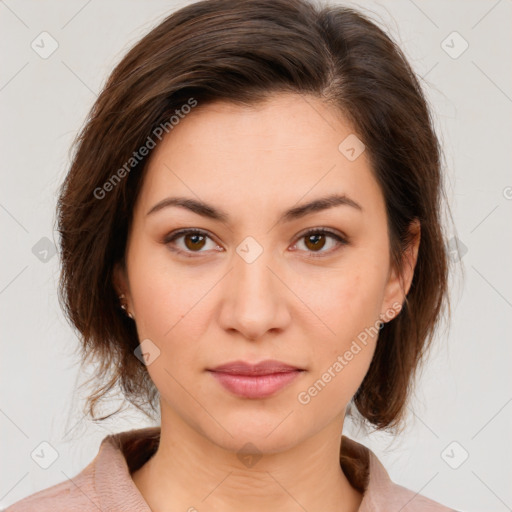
[5,426,458,511]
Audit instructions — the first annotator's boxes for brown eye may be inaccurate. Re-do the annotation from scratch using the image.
[164,229,220,257]
[304,233,327,251]
[183,232,207,251]
[293,229,347,257]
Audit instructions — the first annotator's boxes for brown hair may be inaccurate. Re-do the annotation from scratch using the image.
[57,0,451,433]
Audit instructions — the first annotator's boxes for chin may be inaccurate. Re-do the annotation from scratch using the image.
[201,413,306,455]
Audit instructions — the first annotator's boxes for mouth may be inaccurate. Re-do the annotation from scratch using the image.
[207,359,305,399]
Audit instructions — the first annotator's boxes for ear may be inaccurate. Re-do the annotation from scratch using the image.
[113,260,130,300]
[381,219,421,322]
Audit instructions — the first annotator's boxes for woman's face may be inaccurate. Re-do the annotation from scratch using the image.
[115,93,415,453]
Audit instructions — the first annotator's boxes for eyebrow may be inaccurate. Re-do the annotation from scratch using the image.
[146,193,363,224]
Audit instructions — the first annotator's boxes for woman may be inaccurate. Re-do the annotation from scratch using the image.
[6,0,459,510]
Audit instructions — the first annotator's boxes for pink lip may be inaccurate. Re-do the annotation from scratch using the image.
[207,360,304,399]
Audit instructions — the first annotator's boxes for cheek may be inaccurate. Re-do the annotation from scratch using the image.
[296,268,382,420]
[127,240,206,338]
[299,255,386,393]
[127,245,222,394]
[127,253,209,396]
[310,258,386,340]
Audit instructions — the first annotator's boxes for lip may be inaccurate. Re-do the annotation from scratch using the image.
[207,360,304,399]
[209,359,303,375]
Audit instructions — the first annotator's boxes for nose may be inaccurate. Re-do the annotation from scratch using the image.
[218,246,291,341]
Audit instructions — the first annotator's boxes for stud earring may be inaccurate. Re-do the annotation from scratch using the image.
[118,294,134,319]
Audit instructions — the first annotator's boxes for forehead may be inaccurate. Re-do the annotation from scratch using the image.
[136,93,384,222]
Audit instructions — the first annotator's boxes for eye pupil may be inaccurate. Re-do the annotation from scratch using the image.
[305,233,326,251]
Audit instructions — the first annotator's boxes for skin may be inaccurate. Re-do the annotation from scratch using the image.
[114,93,420,512]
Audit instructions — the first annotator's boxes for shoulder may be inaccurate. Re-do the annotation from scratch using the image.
[374,479,461,511]
[341,436,461,512]
[3,427,158,512]
[3,475,97,512]
[364,454,462,511]
[4,459,98,512]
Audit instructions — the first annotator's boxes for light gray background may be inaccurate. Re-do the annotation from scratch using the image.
[1,1,511,511]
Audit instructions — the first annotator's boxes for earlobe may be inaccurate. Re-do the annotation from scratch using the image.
[113,262,135,320]
[381,219,421,322]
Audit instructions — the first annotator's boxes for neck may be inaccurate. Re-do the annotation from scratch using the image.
[131,407,363,512]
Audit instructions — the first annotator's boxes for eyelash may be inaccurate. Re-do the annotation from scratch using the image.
[163,228,348,259]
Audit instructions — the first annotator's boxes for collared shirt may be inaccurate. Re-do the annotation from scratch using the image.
[5,426,459,511]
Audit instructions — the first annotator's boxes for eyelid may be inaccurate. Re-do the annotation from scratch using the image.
[295,226,348,242]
